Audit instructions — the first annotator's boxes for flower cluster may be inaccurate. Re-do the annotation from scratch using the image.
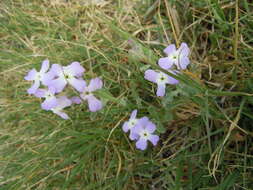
[24,43,190,151]
[25,60,103,119]
[145,43,190,97]
[122,110,159,150]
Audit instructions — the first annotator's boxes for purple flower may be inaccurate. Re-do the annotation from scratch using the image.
[122,110,143,140]
[51,96,72,119]
[79,77,103,112]
[49,62,86,93]
[132,118,159,151]
[34,87,58,110]
[24,59,54,94]
[144,69,178,97]
[158,43,190,70]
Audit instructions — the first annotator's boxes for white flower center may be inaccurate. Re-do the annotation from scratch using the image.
[128,119,137,129]
[156,73,168,85]
[140,129,150,140]
[81,89,92,100]
[45,91,54,99]
[63,69,74,81]
[168,51,179,61]
[35,73,42,81]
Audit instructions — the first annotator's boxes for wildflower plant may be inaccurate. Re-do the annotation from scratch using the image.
[122,110,159,150]
[24,60,103,119]
[144,43,190,97]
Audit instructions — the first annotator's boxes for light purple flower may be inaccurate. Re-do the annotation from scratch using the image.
[49,62,86,93]
[144,69,178,97]
[158,43,190,70]
[79,77,103,112]
[122,110,140,140]
[24,59,54,94]
[132,119,159,151]
[51,96,72,119]
[34,87,58,110]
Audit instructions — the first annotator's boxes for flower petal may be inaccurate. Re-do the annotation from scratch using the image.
[88,77,103,92]
[144,69,158,83]
[146,121,156,133]
[131,123,143,135]
[34,88,47,98]
[50,64,63,77]
[129,132,139,141]
[25,69,37,81]
[53,110,70,120]
[137,116,149,126]
[148,135,159,146]
[70,96,82,104]
[163,44,176,55]
[48,86,56,95]
[68,78,86,92]
[156,84,166,97]
[167,72,179,85]
[130,109,137,119]
[179,42,190,56]
[41,72,55,86]
[136,138,147,150]
[27,80,40,94]
[178,56,190,70]
[87,95,103,112]
[41,97,58,110]
[63,62,85,77]
[158,57,174,70]
[50,78,67,93]
[40,59,50,73]
[122,122,130,132]
[56,96,72,109]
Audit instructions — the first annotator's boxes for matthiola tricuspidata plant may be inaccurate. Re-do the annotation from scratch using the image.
[25,60,103,119]
[122,110,159,150]
[145,42,190,97]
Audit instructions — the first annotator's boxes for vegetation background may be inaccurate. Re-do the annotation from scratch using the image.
[0,0,253,189]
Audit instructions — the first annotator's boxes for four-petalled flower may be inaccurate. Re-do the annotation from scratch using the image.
[122,110,159,150]
[158,43,190,70]
[132,117,159,150]
[34,87,58,110]
[122,109,141,140]
[144,69,178,97]
[79,77,103,112]
[24,59,54,94]
[49,62,86,93]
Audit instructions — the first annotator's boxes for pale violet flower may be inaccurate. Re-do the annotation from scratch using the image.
[24,59,54,94]
[144,69,178,97]
[51,96,72,119]
[49,62,86,93]
[122,110,143,140]
[79,77,103,112]
[34,87,58,110]
[158,43,190,70]
[132,117,159,151]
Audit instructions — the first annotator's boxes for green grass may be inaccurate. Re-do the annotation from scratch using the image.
[0,0,253,189]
